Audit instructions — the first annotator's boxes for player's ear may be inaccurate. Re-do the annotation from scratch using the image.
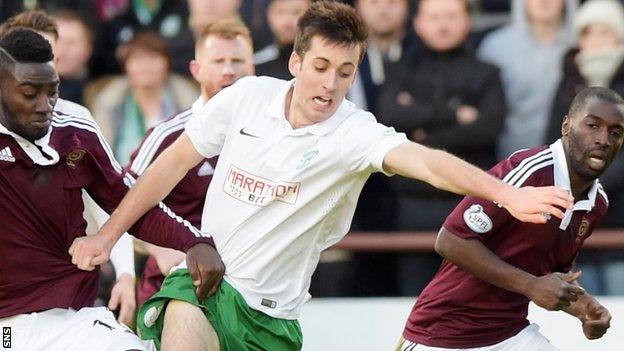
[561,115,571,137]
[189,59,200,81]
[288,51,301,77]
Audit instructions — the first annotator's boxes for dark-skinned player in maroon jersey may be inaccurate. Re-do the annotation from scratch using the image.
[399,87,623,351]
[0,29,222,351]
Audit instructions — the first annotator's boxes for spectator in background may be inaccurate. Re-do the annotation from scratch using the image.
[478,0,578,160]
[128,17,255,307]
[239,0,274,50]
[546,0,624,295]
[0,1,25,22]
[377,0,506,296]
[51,10,93,106]
[98,0,194,76]
[354,0,410,114]
[349,0,411,297]
[254,0,311,80]
[187,0,242,37]
[90,31,198,165]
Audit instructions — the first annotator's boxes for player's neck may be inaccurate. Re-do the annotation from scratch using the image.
[569,173,592,202]
[284,86,314,129]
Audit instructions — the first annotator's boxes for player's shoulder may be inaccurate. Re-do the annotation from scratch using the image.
[52,109,101,135]
[507,145,552,164]
[499,145,554,186]
[147,108,193,138]
[54,98,94,120]
[218,76,285,104]
[246,75,288,91]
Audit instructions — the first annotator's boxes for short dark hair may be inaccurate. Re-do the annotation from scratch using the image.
[568,86,624,118]
[294,0,368,64]
[0,28,54,69]
[0,10,58,40]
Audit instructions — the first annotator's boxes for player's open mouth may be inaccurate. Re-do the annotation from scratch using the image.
[588,151,607,169]
[313,96,332,106]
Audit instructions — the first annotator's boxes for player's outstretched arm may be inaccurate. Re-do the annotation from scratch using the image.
[562,285,612,339]
[435,227,586,310]
[383,142,573,223]
[69,132,205,268]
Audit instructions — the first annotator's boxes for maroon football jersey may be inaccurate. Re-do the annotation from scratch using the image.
[0,111,211,318]
[403,142,609,348]
[127,108,216,227]
[127,108,217,305]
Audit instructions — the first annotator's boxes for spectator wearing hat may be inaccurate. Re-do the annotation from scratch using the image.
[478,0,579,160]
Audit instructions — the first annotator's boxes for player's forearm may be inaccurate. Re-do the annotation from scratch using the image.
[384,142,511,204]
[435,228,537,296]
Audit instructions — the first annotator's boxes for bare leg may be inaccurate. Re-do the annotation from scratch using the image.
[161,300,220,351]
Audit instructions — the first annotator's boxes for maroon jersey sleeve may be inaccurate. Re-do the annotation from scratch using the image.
[443,157,517,241]
[81,120,214,252]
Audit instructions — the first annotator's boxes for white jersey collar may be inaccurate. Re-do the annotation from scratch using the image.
[265,78,352,136]
[0,120,59,165]
[549,139,600,230]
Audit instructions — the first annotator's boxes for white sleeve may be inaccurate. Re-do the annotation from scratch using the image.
[109,233,135,278]
[340,113,409,175]
[185,77,249,158]
[82,191,135,278]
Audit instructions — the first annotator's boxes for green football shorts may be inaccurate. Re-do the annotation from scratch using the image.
[137,269,303,351]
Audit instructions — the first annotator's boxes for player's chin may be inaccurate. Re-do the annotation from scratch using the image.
[25,127,49,141]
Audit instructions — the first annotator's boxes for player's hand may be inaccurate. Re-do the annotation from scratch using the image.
[69,233,115,271]
[186,243,225,303]
[108,273,137,327]
[502,186,573,224]
[526,271,585,311]
[153,247,186,276]
[581,299,611,339]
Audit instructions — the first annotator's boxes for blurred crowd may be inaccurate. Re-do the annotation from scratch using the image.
[4,0,624,298]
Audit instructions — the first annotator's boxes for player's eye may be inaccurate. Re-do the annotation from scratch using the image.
[339,71,353,78]
[586,122,598,129]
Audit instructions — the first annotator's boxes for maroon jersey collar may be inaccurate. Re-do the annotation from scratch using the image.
[0,120,59,165]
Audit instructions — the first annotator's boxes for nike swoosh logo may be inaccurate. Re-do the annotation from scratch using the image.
[239,128,260,138]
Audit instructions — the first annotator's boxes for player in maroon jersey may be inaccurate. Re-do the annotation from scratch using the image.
[127,17,254,307]
[400,87,623,350]
[0,29,220,350]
